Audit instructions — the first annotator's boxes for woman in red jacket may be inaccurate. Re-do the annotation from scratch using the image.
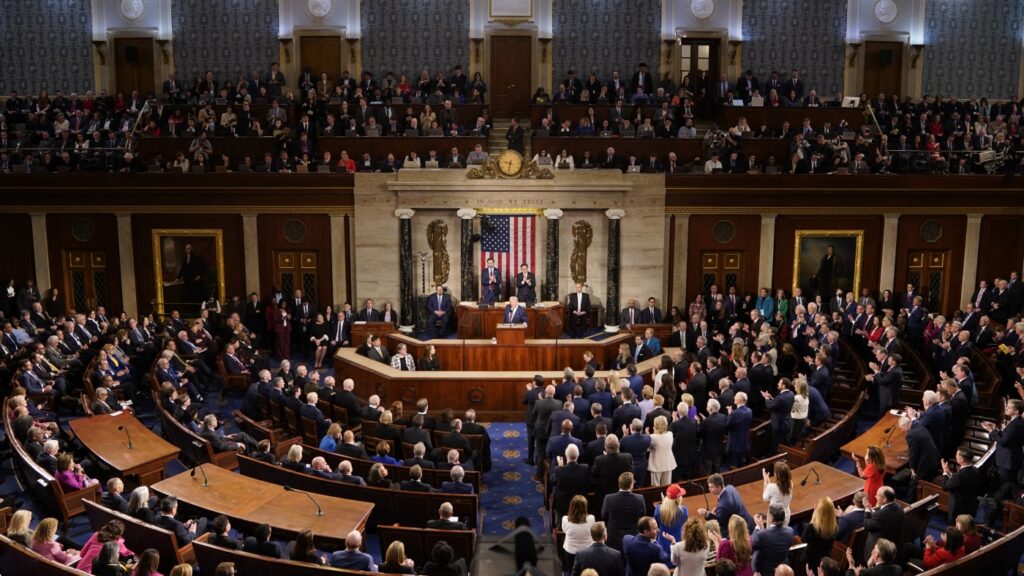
[922,526,965,568]
[855,445,885,506]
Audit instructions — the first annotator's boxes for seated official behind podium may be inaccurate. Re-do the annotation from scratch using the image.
[425,284,453,338]
[567,283,591,338]
[503,296,528,325]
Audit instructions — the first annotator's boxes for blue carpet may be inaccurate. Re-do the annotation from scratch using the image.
[480,423,547,536]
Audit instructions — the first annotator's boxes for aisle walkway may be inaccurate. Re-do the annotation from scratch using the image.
[480,423,547,536]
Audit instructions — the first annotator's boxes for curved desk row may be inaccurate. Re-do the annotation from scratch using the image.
[334,344,678,421]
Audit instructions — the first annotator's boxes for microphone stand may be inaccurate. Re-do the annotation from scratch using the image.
[800,466,821,486]
[190,464,209,487]
[687,480,710,514]
[117,425,134,449]
[882,423,898,448]
[284,485,324,516]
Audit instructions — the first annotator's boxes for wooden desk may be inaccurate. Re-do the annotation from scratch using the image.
[456,302,564,338]
[350,321,399,348]
[136,136,487,163]
[723,106,869,131]
[840,412,908,474]
[69,412,180,486]
[531,136,792,167]
[151,465,372,550]
[684,463,863,523]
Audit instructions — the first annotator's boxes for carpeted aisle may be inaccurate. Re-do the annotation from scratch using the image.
[480,422,547,536]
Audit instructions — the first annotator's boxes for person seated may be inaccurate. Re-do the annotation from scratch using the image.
[437,448,475,471]
[367,462,393,488]
[319,422,343,452]
[427,502,467,530]
[208,514,243,550]
[372,440,401,466]
[330,530,377,570]
[281,444,309,472]
[55,452,99,492]
[421,540,469,576]
[335,429,370,459]
[127,486,156,523]
[441,465,474,494]
[336,460,366,485]
[243,523,283,558]
[101,477,131,514]
[251,439,278,464]
[77,519,135,574]
[30,517,80,565]
[6,509,33,546]
[91,386,119,415]
[400,464,436,492]
[380,540,418,574]
[309,456,341,480]
[154,496,208,544]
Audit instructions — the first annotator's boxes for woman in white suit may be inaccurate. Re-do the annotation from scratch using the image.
[648,415,676,486]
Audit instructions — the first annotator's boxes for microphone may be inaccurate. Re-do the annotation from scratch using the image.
[687,480,710,514]
[284,485,324,516]
[800,466,821,486]
[190,463,209,487]
[883,422,899,448]
[117,425,134,449]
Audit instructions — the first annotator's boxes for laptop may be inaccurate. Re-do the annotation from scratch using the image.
[424,160,440,168]
[599,130,613,137]
[317,165,332,173]
[391,96,405,104]
[215,165,228,173]
[732,99,745,107]
[236,163,252,173]
[296,164,309,173]
[842,96,861,108]
[626,165,641,173]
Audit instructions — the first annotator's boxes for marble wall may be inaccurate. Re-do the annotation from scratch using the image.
[922,0,1024,97]
[0,0,94,94]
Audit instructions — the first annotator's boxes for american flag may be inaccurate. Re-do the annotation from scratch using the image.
[480,215,536,298]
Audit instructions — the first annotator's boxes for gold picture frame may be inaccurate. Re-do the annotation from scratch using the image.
[152,229,225,317]
[792,230,864,300]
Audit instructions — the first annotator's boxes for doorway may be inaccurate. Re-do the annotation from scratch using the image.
[679,38,720,118]
[700,251,745,296]
[906,250,950,314]
[274,251,320,305]
[489,36,532,118]
[63,251,109,312]
[114,37,155,96]
[863,41,903,98]
[300,36,343,79]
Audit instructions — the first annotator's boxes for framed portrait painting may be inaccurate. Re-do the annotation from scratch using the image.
[792,230,864,300]
[152,229,225,316]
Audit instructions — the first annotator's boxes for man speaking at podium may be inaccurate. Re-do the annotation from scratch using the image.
[504,296,528,325]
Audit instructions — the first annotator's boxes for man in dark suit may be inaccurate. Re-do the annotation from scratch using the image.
[243,523,282,558]
[402,414,433,450]
[481,258,502,304]
[751,505,795,576]
[300,392,331,438]
[640,297,662,324]
[336,430,370,459]
[763,378,795,452]
[888,415,940,499]
[620,299,642,327]
[592,436,633,503]
[867,353,902,415]
[612,388,642,433]
[725,393,753,468]
[101,478,131,513]
[700,399,728,475]
[848,538,902,576]
[155,496,208,544]
[440,466,474,494]
[630,63,654,97]
[496,113,524,149]
[461,409,491,472]
[622,516,668,576]
[941,378,969,458]
[862,487,903,564]
[983,399,1024,489]
[551,444,590,519]
[403,442,436,470]
[200,414,257,454]
[566,283,591,338]
[503,296,528,325]
[514,264,537,304]
[572,522,624,576]
[399,465,435,492]
[940,447,981,522]
[532,385,561,470]
[357,299,382,322]
[619,420,652,487]
[835,491,868,541]
[629,335,652,365]
[426,502,467,530]
[601,471,646,552]
[333,378,362,427]
[546,418,583,464]
[425,284,453,338]
[700,473,755,531]
[441,418,473,458]
[670,403,700,481]
[365,335,390,365]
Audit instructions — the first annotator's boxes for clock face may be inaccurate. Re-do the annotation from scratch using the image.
[497,149,523,177]
[308,0,332,18]
[120,0,144,20]
[874,0,897,24]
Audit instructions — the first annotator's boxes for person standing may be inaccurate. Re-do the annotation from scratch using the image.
[271,300,291,360]
[505,118,525,153]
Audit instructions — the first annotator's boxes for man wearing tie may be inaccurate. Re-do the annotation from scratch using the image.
[358,299,382,322]
[425,285,452,338]
[515,264,537,305]
[329,311,350,353]
[620,299,641,328]
[567,283,591,338]
[640,297,662,324]
[482,258,501,304]
[504,296,527,325]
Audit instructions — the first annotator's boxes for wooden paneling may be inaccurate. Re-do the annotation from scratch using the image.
[0,214,35,288]
[773,216,884,300]
[299,36,342,79]
[490,36,533,118]
[257,214,333,307]
[46,214,122,314]
[114,37,155,96]
[686,215,761,304]
[863,41,903,99]
[894,215,966,316]
[131,214,244,318]
[978,216,1024,283]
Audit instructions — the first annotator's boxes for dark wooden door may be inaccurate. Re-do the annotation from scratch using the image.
[300,36,342,79]
[700,251,744,297]
[906,250,950,314]
[680,38,719,118]
[490,36,532,118]
[274,251,320,305]
[63,251,109,312]
[114,37,155,96]
[863,41,903,98]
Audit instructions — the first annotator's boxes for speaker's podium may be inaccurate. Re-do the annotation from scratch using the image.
[495,323,527,345]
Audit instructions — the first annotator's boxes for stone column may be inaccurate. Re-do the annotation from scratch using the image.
[878,214,900,291]
[543,208,563,301]
[758,214,777,292]
[29,214,51,292]
[960,214,983,307]
[604,209,625,331]
[115,214,138,318]
[330,214,347,306]
[242,215,260,296]
[395,209,415,332]
[672,215,690,306]
[457,209,477,301]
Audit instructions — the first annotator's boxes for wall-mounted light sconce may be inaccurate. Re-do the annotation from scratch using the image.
[345,38,359,64]
[539,38,552,63]
[727,40,742,65]
[911,44,925,68]
[663,39,675,65]
[279,38,293,64]
[155,39,170,65]
[471,38,483,64]
[92,40,107,65]
[847,42,862,67]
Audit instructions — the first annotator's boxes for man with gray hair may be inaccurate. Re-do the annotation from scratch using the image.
[888,415,939,499]
[329,530,376,571]
[441,465,473,494]
[555,367,577,400]
[91,386,118,414]
[551,442,588,519]
[427,502,467,530]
